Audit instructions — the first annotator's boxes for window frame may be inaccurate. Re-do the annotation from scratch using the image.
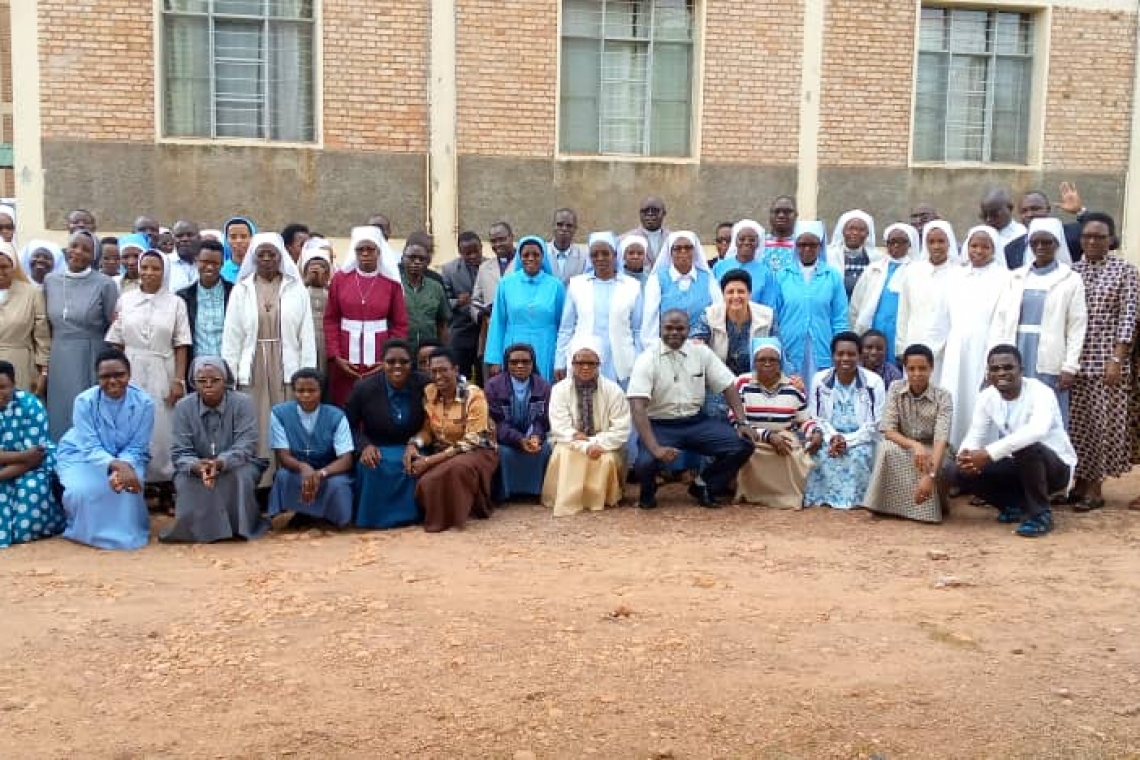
[908,1,1050,169]
[154,0,324,148]
[555,0,705,163]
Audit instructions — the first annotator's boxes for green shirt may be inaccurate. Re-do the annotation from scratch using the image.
[402,276,451,351]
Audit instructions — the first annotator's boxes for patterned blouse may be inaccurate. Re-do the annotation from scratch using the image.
[1073,256,1139,377]
[880,380,952,446]
[418,382,497,453]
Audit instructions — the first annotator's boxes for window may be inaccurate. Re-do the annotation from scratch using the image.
[560,0,695,157]
[914,7,1034,163]
[162,0,315,142]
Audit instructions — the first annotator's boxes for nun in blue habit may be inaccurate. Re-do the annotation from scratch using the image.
[640,230,723,343]
[776,220,849,388]
[484,342,552,501]
[57,348,156,550]
[220,216,258,284]
[484,235,566,381]
[267,367,356,526]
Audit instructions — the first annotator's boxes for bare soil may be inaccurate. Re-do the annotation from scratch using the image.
[3,478,1140,760]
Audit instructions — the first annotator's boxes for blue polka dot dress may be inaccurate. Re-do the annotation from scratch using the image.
[0,389,65,548]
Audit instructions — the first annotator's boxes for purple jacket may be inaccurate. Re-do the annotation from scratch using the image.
[484,372,552,449]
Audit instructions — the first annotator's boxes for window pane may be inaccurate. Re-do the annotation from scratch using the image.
[948,9,988,54]
[215,0,264,16]
[913,51,948,161]
[605,1,650,40]
[993,12,1031,56]
[653,0,693,42]
[214,20,264,138]
[919,8,946,52]
[269,20,314,141]
[990,57,1031,162]
[944,55,988,161]
[268,0,313,19]
[563,0,602,37]
[163,15,211,137]
[559,38,600,153]
[165,0,209,12]
[599,42,648,153]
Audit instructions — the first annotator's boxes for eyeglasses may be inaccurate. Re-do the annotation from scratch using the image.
[508,358,533,365]
[671,243,695,252]
[572,360,600,367]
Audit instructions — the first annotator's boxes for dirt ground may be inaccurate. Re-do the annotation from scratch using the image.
[3,475,1140,760]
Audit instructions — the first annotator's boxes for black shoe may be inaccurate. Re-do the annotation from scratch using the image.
[688,482,720,508]
[638,497,658,509]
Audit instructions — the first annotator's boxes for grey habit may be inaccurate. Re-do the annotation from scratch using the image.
[43,270,119,439]
[161,389,268,542]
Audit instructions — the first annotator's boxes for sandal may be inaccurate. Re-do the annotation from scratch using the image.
[1073,497,1105,513]
[996,506,1024,524]
[970,496,990,507]
[1016,511,1054,538]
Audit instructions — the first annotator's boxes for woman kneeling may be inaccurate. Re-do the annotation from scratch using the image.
[404,348,498,532]
[161,356,268,542]
[267,368,355,527]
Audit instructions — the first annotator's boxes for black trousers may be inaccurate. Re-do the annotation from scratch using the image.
[453,346,483,385]
[947,443,1070,518]
[634,414,754,502]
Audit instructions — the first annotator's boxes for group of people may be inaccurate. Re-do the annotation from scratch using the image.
[0,182,1134,550]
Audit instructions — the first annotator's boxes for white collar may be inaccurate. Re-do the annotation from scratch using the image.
[669,266,694,282]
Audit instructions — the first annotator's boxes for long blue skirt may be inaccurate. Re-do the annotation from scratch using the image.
[268,469,354,527]
[59,463,150,550]
[355,445,420,529]
[494,442,551,501]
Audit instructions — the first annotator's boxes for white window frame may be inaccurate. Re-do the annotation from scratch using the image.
[908,1,1050,169]
[555,0,705,163]
[154,0,323,148]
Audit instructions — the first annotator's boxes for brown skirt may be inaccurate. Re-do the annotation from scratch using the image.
[735,432,813,509]
[417,447,499,532]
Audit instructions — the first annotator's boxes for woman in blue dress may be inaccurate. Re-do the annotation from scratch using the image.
[0,360,65,548]
[776,221,849,388]
[345,339,429,528]
[484,342,552,501]
[803,332,885,510]
[56,347,155,550]
[484,236,566,380]
[640,231,723,342]
[268,367,355,527]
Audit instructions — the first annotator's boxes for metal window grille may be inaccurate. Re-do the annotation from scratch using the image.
[914,7,1033,163]
[560,0,694,157]
[162,0,315,142]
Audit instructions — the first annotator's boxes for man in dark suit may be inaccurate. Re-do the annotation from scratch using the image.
[442,231,486,383]
[1004,184,1087,269]
[548,208,589,285]
[176,239,234,373]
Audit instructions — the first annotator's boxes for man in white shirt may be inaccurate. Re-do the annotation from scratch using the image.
[168,219,201,292]
[627,309,758,509]
[951,344,1076,538]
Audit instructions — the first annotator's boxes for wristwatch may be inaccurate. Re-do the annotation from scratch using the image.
[1110,357,1123,364]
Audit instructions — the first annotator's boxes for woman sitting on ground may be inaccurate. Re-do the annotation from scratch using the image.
[267,368,355,528]
[485,343,552,501]
[161,356,268,543]
[56,348,155,550]
[0,360,65,548]
[865,343,954,523]
[403,348,498,532]
[542,338,631,516]
[733,337,818,509]
[345,339,430,529]
[803,331,885,510]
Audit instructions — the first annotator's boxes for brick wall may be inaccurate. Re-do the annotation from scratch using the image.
[1043,8,1135,172]
[38,1,154,141]
[818,0,913,167]
[455,0,557,158]
[701,0,803,164]
[322,0,430,153]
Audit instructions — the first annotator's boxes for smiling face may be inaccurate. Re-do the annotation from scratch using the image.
[197,248,223,287]
[1080,220,1112,262]
[967,232,995,268]
[669,238,695,274]
[986,351,1022,398]
[255,243,281,279]
[227,222,252,263]
[138,253,166,293]
[832,339,860,378]
[660,312,690,351]
[29,250,55,283]
[66,233,95,273]
[383,345,413,387]
[735,228,760,263]
[715,224,733,257]
[0,255,14,289]
[571,348,601,383]
[723,280,750,312]
[428,355,459,394]
[97,358,131,400]
[842,218,869,250]
[861,334,886,370]
[925,228,949,266]
[519,242,544,276]
[293,376,322,413]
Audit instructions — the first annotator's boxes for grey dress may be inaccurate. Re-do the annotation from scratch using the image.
[161,390,268,543]
[43,270,120,439]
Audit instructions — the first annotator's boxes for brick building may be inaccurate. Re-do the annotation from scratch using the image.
[8,1,1140,255]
